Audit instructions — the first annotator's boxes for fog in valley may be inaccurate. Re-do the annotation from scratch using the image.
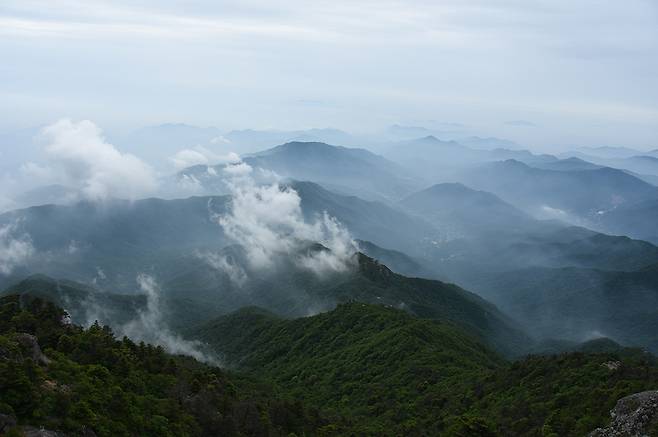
[1,1,658,435]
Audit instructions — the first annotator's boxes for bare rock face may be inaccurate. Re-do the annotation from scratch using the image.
[590,390,658,437]
[14,333,51,366]
[22,426,67,436]
[0,413,17,433]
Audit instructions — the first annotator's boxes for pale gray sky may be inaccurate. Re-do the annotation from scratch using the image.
[1,0,658,148]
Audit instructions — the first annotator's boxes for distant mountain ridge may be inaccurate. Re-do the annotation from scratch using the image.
[179,140,422,201]
[468,262,658,353]
[456,159,658,221]
[380,135,558,183]
[399,182,536,238]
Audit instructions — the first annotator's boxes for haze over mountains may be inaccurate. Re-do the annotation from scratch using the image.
[2,119,658,436]
[3,0,658,433]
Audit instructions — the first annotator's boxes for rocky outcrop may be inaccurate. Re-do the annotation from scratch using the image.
[22,426,68,436]
[0,413,17,433]
[14,333,51,366]
[590,390,658,437]
[0,414,67,436]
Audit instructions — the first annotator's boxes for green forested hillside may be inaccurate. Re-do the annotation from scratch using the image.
[192,302,658,436]
[147,251,531,357]
[1,287,657,436]
[0,294,326,436]
[465,353,658,436]
[2,275,147,326]
[192,302,503,435]
[470,263,658,353]
[1,255,530,359]
[325,253,530,357]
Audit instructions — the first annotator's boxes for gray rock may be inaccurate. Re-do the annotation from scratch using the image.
[14,333,51,365]
[22,426,67,436]
[590,390,658,437]
[0,413,17,433]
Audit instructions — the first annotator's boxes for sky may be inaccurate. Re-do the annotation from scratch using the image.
[1,0,658,149]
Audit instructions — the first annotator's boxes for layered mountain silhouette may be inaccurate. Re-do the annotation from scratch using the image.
[179,141,421,201]
[456,159,658,221]
[468,262,658,353]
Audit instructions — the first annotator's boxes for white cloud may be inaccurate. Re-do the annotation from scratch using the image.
[66,240,80,254]
[20,161,55,181]
[40,119,158,201]
[0,223,34,275]
[196,250,247,286]
[217,161,358,274]
[119,274,215,363]
[0,175,20,213]
[0,196,16,214]
[223,161,253,177]
[169,146,240,171]
[169,149,209,170]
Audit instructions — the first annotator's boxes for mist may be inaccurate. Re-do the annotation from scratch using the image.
[2,3,658,435]
[3,116,658,356]
[0,222,34,275]
[118,274,216,364]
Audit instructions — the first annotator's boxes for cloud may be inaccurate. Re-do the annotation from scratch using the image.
[0,174,21,213]
[20,161,55,180]
[40,119,158,201]
[223,161,253,177]
[536,204,587,227]
[0,222,34,275]
[0,192,18,214]
[1,1,657,148]
[0,196,16,214]
[195,250,247,286]
[217,161,358,274]
[169,146,240,171]
[118,274,215,363]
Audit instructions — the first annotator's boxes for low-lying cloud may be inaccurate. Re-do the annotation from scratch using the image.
[217,161,358,274]
[38,119,158,201]
[196,250,248,286]
[119,274,215,363]
[0,222,34,276]
[169,146,240,171]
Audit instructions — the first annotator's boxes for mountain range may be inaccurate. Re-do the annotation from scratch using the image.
[4,135,658,436]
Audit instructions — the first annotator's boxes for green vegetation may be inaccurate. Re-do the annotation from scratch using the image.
[2,282,657,436]
[478,262,658,353]
[323,253,530,357]
[193,302,658,436]
[9,254,528,359]
[466,353,658,436]
[0,294,325,436]
[193,303,503,435]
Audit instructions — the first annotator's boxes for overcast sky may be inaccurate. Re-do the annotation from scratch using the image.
[1,0,657,149]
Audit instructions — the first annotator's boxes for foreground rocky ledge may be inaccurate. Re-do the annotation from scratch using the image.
[590,390,658,437]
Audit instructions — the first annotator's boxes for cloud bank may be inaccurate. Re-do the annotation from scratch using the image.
[217,161,358,274]
[39,119,158,201]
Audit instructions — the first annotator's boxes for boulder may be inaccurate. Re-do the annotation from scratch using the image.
[590,390,658,437]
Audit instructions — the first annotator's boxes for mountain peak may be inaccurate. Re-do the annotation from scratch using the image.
[354,252,395,281]
[280,140,335,150]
